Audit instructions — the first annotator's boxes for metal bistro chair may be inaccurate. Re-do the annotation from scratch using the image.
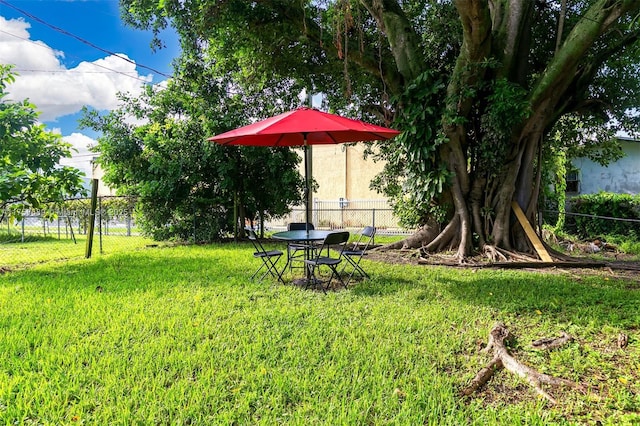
[304,231,350,292]
[286,222,316,272]
[340,226,376,285]
[245,228,285,284]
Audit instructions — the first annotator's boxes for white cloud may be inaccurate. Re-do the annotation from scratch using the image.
[0,16,153,121]
[58,132,97,178]
[1,15,157,185]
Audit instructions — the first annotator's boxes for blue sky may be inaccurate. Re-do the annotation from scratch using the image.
[0,0,180,176]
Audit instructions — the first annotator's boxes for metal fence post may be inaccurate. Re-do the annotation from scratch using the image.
[67,216,76,244]
[99,197,103,254]
[372,208,376,244]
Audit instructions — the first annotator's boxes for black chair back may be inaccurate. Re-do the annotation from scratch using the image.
[288,222,315,231]
[322,231,350,247]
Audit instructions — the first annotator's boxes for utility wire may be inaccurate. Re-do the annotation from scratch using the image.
[0,29,153,83]
[0,0,174,80]
[546,210,640,224]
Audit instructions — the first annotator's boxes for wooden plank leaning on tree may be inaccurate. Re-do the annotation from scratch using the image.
[511,201,553,262]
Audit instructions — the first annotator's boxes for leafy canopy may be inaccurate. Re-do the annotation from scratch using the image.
[119,0,640,251]
[0,65,86,216]
[123,0,640,191]
[80,74,305,241]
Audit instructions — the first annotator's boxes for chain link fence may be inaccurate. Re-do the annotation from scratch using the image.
[1,197,410,270]
[0,197,152,270]
[264,199,412,236]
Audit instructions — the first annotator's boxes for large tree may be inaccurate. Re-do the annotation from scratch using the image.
[121,0,640,259]
[0,66,86,216]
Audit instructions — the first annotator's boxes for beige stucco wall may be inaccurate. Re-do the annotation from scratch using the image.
[92,144,387,202]
[91,161,116,197]
[304,144,387,202]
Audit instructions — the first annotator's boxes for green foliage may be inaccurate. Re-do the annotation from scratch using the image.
[478,79,531,173]
[80,76,304,242]
[598,234,640,256]
[116,0,640,251]
[569,192,640,238]
[541,114,629,233]
[618,240,640,256]
[371,70,449,228]
[540,139,568,231]
[551,115,626,167]
[0,66,86,215]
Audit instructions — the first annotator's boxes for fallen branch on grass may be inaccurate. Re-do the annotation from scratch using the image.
[462,323,583,405]
[531,332,574,350]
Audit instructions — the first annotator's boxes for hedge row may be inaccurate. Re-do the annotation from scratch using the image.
[568,192,640,238]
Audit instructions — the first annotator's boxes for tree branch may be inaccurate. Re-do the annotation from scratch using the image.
[492,0,535,84]
[559,28,640,118]
[530,0,640,111]
[360,0,426,84]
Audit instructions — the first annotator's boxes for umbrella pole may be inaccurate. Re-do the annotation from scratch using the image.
[303,136,313,284]
[304,136,312,233]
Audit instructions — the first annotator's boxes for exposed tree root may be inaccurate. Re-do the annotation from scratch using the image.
[461,356,504,397]
[377,225,438,251]
[532,332,574,350]
[483,245,508,262]
[462,323,583,405]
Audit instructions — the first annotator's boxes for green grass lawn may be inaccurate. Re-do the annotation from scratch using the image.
[0,242,638,424]
[0,234,155,269]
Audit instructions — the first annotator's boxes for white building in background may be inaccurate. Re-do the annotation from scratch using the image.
[568,137,640,195]
[90,159,116,197]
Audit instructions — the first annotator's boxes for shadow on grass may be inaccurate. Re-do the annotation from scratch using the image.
[2,244,257,294]
[7,244,640,332]
[437,271,640,329]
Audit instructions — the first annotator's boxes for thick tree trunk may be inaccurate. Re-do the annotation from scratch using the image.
[376,0,640,257]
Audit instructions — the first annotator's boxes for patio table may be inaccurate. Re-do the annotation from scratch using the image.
[272,230,332,283]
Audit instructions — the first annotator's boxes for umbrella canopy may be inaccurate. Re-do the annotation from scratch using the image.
[208,106,400,147]
[208,107,401,230]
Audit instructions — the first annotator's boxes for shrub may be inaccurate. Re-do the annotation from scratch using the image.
[568,192,640,238]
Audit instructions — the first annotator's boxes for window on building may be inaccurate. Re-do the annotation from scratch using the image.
[566,170,579,193]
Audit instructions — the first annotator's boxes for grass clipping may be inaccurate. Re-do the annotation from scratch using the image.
[462,323,584,405]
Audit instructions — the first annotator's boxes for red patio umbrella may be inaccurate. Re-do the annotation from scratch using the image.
[208,106,401,229]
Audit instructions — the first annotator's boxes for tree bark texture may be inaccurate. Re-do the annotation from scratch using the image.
[377,0,640,258]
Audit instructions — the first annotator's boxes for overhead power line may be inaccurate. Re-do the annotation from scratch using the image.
[0,29,153,83]
[0,0,175,80]
[0,29,155,84]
